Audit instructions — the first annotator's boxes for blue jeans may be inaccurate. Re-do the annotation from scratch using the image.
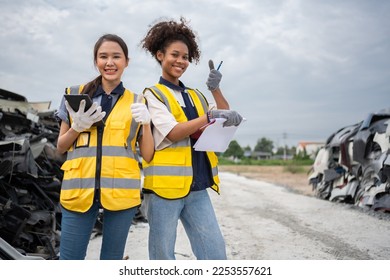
[144,190,227,260]
[59,202,137,260]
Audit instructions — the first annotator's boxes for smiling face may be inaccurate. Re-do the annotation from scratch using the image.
[95,40,129,88]
[157,40,189,85]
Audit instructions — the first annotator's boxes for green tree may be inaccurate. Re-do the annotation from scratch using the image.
[275,146,285,155]
[243,145,252,152]
[289,146,296,155]
[254,137,274,153]
[224,140,244,159]
[294,147,310,160]
[274,145,296,157]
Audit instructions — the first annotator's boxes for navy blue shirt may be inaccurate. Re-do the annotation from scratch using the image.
[94,82,125,120]
[159,77,213,191]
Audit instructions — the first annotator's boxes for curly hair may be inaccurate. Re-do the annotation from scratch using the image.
[140,17,201,64]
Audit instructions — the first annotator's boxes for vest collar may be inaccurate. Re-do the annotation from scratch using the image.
[159,77,186,92]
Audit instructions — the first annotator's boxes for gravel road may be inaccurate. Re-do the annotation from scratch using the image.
[86,172,390,260]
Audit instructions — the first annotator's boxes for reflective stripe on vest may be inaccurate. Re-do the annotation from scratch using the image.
[60,85,142,212]
[142,84,220,199]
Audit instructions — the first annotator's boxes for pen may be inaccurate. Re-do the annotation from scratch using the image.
[217,61,223,71]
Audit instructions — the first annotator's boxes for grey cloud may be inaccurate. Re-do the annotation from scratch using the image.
[1,0,389,149]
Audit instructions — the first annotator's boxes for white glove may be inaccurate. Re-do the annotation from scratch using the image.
[65,100,106,132]
[131,103,151,125]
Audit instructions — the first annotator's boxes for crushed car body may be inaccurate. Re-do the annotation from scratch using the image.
[309,108,390,212]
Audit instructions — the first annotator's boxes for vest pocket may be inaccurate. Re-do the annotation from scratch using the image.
[112,188,140,199]
[74,132,91,148]
[60,158,82,199]
[110,158,140,198]
[151,175,186,189]
[110,121,126,146]
[60,187,82,201]
[146,151,187,189]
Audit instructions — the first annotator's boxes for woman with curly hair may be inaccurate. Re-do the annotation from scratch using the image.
[139,17,242,260]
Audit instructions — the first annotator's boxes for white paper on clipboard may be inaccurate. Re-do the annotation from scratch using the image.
[193,118,238,152]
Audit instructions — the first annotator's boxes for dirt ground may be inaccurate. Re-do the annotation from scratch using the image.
[87,165,390,260]
[218,165,314,196]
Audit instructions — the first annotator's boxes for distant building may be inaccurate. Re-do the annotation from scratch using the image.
[243,150,252,158]
[251,151,272,160]
[296,141,325,159]
[272,154,294,160]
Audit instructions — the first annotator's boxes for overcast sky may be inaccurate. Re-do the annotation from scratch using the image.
[1,0,389,149]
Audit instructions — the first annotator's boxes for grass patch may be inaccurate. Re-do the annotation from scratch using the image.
[218,157,314,167]
[283,165,307,174]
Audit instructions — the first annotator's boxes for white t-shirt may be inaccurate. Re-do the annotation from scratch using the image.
[143,87,179,150]
[144,86,210,150]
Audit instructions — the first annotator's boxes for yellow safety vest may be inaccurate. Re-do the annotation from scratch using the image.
[60,85,142,212]
[142,84,220,199]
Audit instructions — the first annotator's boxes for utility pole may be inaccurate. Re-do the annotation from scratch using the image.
[283,132,287,160]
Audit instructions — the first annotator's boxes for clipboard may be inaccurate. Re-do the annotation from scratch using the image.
[64,94,104,126]
[193,118,239,152]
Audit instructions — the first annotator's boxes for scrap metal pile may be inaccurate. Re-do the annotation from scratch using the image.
[308,108,390,212]
[0,88,147,260]
[0,88,64,259]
